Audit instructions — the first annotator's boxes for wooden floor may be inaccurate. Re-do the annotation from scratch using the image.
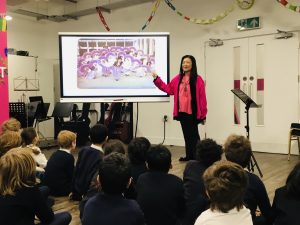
[43,146,299,225]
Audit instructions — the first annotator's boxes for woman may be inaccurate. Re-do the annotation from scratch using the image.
[152,55,207,161]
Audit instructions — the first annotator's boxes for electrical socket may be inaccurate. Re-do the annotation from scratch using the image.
[163,115,168,122]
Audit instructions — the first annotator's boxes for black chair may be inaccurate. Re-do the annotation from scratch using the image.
[288,123,300,161]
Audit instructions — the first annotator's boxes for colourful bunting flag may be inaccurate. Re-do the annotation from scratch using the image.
[276,0,300,13]
[141,0,161,31]
[0,16,7,32]
[163,0,234,25]
[96,7,110,31]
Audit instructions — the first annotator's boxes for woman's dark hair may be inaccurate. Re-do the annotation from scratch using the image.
[286,162,300,199]
[179,55,198,83]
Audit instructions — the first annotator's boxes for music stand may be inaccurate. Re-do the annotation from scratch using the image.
[29,96,51,139]
[27,101,39,127]
[52,103,74,139]
[9,102,27,128]
[52,103,74,118]
[231,89,263,177]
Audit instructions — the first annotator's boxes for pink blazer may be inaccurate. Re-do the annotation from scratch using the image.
[154,74,207,120]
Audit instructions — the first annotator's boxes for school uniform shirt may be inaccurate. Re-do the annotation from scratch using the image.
[72,144,104,197]
[26,144,48,172]
[183,160,210,225]
[43,148,75,196]
[194,206,253,225]
[136,171,185,225]
[244,171,271,223]
[0,186,54,225]
[271,186,300,225]
[82,192,144,225]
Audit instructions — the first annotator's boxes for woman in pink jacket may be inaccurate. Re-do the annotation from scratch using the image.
[152,55,207,161]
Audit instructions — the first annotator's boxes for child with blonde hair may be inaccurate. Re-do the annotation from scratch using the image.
[0,131,22,157]
[1,117,21,133]
[21,127,47,172]
[0,148,71,225]
[43,130,76,196]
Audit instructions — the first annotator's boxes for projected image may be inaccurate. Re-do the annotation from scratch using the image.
[77,38,156,89]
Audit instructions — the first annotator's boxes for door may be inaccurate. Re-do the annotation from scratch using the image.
[205,34,299,153]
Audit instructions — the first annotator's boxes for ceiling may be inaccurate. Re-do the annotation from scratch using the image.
[7,0,155,22]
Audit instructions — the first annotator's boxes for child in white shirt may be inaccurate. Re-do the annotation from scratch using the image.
[21,127,47,172]
[194,160,253,225]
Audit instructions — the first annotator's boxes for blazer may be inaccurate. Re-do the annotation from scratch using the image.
[154,74,207,122]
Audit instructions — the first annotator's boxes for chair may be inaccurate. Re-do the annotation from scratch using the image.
[288,123,300,160]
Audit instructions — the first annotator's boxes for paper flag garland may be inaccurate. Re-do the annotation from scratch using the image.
[276,0,300,12]
[164,0,235,25]
[141,0,161,30]
[96,7,110,31]
[0,16,7,32]
[96,0,162,31]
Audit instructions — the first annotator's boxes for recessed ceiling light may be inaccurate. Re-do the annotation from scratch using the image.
[5,15,13,21]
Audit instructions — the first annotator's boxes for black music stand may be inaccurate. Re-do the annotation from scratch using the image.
[29,96,51,139]
[231,89,263,177]
[9,102,27,128]
[52,103,74,138]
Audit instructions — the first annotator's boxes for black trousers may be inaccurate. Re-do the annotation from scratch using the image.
[179,112,200,160]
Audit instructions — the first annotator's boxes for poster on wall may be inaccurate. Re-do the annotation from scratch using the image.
[0,0,9,127]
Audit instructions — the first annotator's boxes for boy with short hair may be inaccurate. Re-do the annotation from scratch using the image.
[194,160,252,225]
[71,124,108,200]
[43,130,76,196]
[136,145,185,225]
[82,153,144,225]
[224,134,271,225]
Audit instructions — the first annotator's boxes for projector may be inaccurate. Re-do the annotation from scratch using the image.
[275,31,293,39]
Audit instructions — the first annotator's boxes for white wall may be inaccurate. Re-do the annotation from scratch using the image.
[7,0,300,144]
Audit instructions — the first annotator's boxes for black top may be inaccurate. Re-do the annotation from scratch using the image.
[82,192,144,225]
[271,186,300,225]
[131,163,148,184]
[136,171,185,225]
[0,186,54,225]
[244,171,271,223]
[43,149,75,196]
[182,160,210,225]
[72,146,104,197]
[183,160,207,202]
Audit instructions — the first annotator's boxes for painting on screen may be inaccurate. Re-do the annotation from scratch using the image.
[77,38,156,89]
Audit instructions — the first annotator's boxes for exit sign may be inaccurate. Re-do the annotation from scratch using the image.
[237,17,260,31]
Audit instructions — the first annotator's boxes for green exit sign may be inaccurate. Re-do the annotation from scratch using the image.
[237,17,260,31]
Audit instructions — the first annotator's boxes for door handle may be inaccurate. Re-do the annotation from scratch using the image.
[242,76,247,93]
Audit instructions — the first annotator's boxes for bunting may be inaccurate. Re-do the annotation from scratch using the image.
[164,0,235,25]
[141,0,161,31]
[276,0,300,12]
[96,7,110,31]
[0,15,7,32]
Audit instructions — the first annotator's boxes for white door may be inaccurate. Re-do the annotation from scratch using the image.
[205,38,248,142]
[205,34,299,154]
